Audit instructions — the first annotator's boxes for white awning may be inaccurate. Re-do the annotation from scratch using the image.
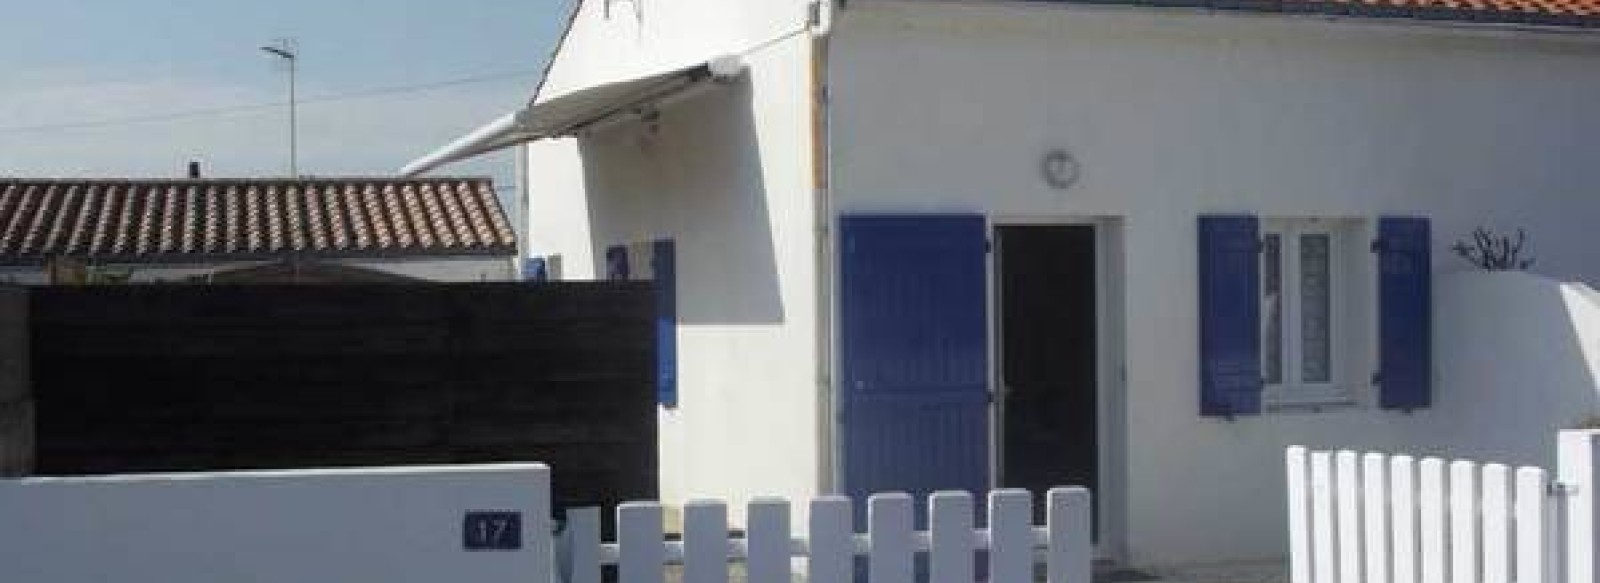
[400,55,746,177]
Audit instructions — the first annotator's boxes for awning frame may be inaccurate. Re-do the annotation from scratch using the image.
[400,56,745,176]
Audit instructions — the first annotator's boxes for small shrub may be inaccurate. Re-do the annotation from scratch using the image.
[1451,226,1535,271]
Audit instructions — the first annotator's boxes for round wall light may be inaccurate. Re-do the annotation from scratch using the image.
[1041,149,1080,191]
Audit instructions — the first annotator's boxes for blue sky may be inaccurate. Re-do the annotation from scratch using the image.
[0,0,573,205]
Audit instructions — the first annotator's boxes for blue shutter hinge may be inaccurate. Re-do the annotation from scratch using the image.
[1370,238,1386,253]
[1371,371,1382,386]
[985,239,993,253]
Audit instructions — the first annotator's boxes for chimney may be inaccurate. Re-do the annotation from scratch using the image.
[187,161,202,179]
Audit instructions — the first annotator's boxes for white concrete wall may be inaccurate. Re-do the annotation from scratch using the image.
[526,12,822,520]
[1421,272,1600,463]
[0,464,551,583]
[343,257,516,282]
[538,0,815,101]
[527,138,599,278]
[831,1,1600,566]
[0,269,47,285]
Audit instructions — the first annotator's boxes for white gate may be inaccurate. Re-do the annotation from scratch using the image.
[1287,431,1600,583]
[558,487,1094,583]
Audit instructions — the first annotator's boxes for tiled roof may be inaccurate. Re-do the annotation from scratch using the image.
[1050,0,1600,27]
[0,177,517,266]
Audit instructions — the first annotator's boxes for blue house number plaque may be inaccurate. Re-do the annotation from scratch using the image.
[463,511,522,551]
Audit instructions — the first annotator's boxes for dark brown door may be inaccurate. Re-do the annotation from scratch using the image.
[998,225,1098,524]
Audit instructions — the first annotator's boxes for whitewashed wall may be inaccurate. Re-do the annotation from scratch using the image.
[538,0,814,101]
[1420,272,1600,463]
[831,0,1600,566]
[0,464,551,583]
[525,2,822,521]
[341,257,516,282]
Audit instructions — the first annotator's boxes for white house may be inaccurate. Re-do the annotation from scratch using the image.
[405,0,1600,567]
[0,177,518,283]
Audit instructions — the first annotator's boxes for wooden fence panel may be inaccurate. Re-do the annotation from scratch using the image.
[1481,464,1510,583]
[682,501,728,583]
[1364,452,1390,583]
[1514,467,1549,583]
[1337,451,1361,583]
[930,491,974,583]
[747,499,790,583]
[869,493,915,583]
[990,489,1033,583]
[1047,487,1093,583]
[28,283,657,515]
[1392,455,1418,583]
[618,502,665,583]
[0,286,28,477]
[1420,458,1448,583]
[1451,460,1480,583]
[807,496,854,583]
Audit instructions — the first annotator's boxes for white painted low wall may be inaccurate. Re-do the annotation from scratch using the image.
[0,464,551,583]
[1425,271,1600,466]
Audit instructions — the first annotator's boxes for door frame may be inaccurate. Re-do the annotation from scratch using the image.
[988,215,1126,561]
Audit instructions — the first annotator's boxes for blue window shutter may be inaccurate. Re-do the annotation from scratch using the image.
[1377,217,1432,410]
[522,258,548,282]
[652,239,678,408]
[1198,215,1263,417]
[605,245,630,280]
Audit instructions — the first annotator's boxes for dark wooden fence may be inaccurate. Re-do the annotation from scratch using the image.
[0,287,28,477]
[24,282,657,512]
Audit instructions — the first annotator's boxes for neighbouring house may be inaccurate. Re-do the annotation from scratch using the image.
[404,0,1600,568]
[0,177,518,284]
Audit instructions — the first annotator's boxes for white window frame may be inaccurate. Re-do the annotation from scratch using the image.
[1262,219,1352,408]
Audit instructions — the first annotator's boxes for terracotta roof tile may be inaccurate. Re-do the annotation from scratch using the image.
[284,185,308,252]
[42,183,79,255]
[1053,0,1600,26]
[0,177,515,265]
[64,184,98,255]
[180,185,201,255]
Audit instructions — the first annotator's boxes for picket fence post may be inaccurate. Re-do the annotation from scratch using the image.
[808,496,853,583]
[1558,429,1600,583]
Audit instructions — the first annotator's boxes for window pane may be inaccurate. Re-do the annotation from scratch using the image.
[1300,233,1332,383]
[1261,234,1282,385]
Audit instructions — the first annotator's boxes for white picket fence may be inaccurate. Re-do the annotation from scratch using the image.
[1287,432,1600,583]
[557,487,1094,583]
[1286,447,1555,583]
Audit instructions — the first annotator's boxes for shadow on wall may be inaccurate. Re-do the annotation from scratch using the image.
[1429,270,1600,466]
[576,75,785,325]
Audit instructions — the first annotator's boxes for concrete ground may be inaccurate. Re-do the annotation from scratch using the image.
[1125,561,1287,583]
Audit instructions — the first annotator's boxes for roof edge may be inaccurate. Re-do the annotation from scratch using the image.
[850,0,1600,32]
[0,247,518,268]
[0,176,497,185]
[530,0,589,106]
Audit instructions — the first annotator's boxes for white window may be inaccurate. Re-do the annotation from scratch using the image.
[1261,219,1351,407]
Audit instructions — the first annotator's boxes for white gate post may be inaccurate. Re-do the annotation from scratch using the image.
[1558,429,1600,583]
